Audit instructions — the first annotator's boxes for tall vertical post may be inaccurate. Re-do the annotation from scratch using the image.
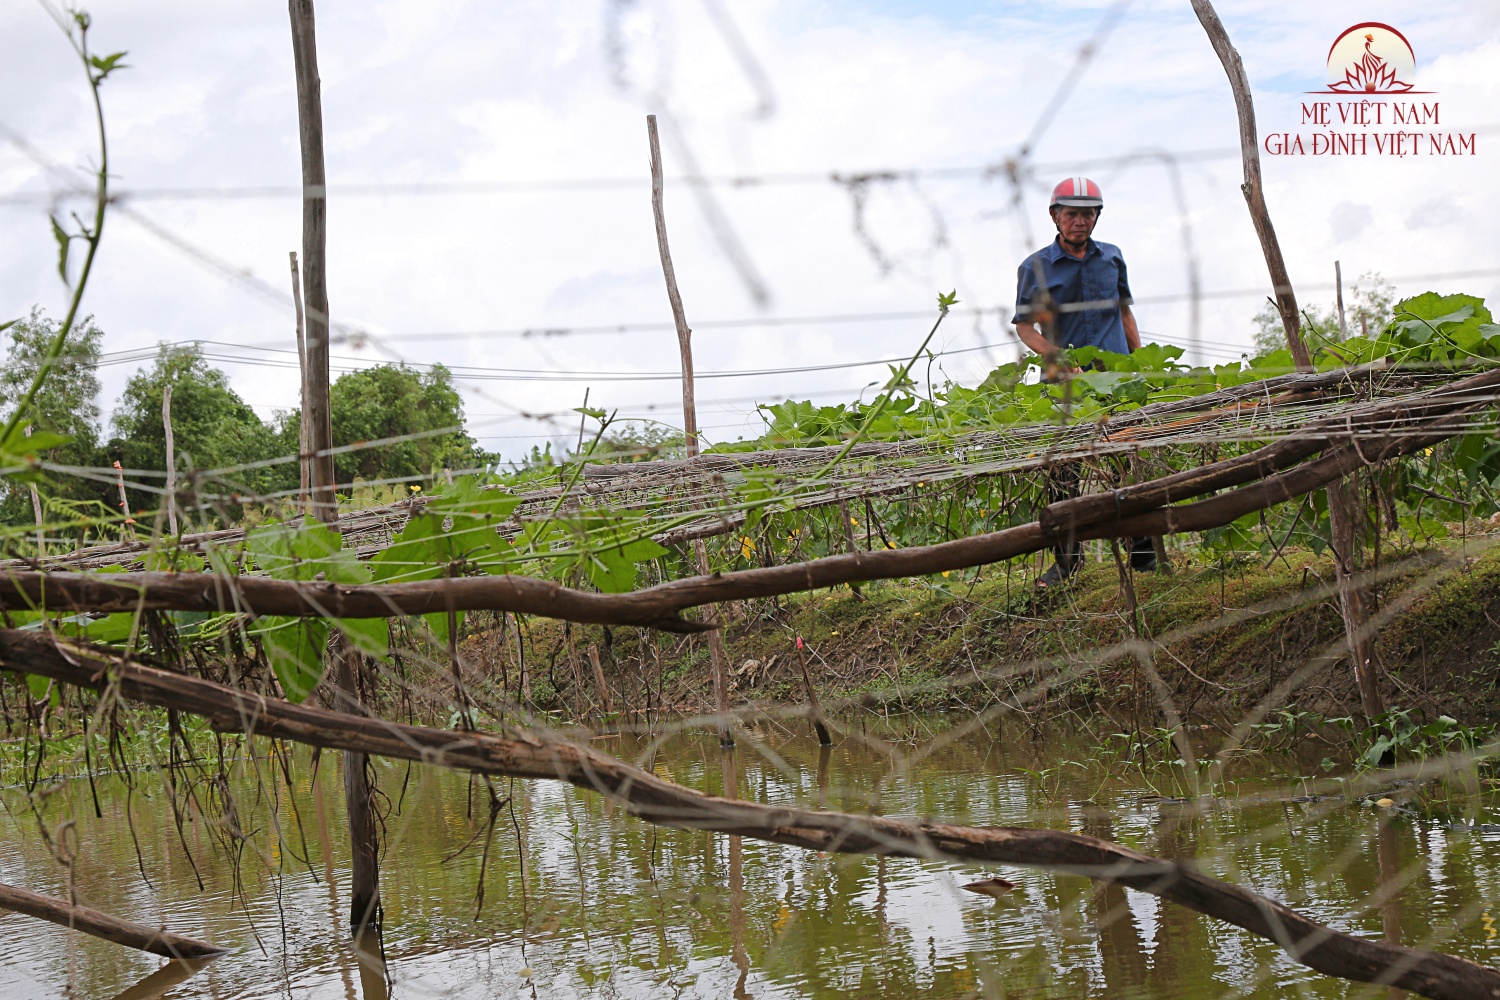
[646,114,734,748]
[162,385,177,536]
[289,0,381,941]
[1192,0,1382,723]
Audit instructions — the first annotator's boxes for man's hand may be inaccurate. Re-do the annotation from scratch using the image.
[1122,304,1141,353]
[1015,322,1079,374]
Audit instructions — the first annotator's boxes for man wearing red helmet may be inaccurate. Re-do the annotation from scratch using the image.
[1014,176,1139,360]
[1014,176,1156,586]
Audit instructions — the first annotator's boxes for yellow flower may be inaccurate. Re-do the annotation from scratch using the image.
[941,570,950,577]
[739,536,756,559]
[849,517,859,526]
[410,484,422,492]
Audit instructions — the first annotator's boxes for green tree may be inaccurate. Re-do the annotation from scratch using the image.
[0,307,105,525]
[1252,272,1396,356]
[281,363,489,488]
[108,344,291,519]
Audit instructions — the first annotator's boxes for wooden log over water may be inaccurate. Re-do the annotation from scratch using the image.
[0,630,1494,999]
[0,881,226,960]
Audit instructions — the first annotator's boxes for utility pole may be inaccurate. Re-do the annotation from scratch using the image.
[647,114,734,748]
[289,0,382,942]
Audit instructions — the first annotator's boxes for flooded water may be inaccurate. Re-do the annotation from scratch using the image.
[3,713,1500,999]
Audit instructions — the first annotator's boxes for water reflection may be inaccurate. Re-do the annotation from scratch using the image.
[3,715,1500,998]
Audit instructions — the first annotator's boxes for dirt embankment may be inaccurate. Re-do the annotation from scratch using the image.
[461,538,1500,727]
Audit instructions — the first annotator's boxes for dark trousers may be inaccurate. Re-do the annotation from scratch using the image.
[1045,462,1155,570]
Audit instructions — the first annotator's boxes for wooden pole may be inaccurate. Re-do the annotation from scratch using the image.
[289,0,381,941]
[646,113,734,748]
[1190,0,1382,723]
[0,881,225,960]
[1189,0,1310,372]
[162,385,178,536]
[290,250,310,516]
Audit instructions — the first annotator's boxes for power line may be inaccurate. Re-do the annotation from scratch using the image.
[0,148,1247,206]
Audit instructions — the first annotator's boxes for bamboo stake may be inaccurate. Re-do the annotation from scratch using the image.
[289,0,380,941]
[4,631,1496,1000]
[162,384,178,536]
[795,637,832,746]
[0,881,225,960]
[1191,0,1382,723]
[26,426,44,556]
[587,642,615,725]
[647,112,734,747]
[111,460,135,540]
[290,250,310,516]
[1335,260,1350,340]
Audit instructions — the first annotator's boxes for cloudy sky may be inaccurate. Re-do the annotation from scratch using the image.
[3,0,1497,463]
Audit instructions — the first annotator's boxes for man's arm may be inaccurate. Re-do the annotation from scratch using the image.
[1122,304,1141,353]
[1014,321,1056,359]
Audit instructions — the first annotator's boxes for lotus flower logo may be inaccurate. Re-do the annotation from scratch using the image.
[1323,23,1418,94]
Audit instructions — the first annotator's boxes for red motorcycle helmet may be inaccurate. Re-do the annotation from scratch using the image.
[1050,176,1103,211]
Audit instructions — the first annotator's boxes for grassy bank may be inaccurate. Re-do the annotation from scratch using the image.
[476,533,1500,728]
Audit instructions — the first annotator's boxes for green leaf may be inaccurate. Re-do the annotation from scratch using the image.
[337,617,390,661]
[586,537,669,594]
[62,611,136,645]
[0,319,17,335]
[51,215,71,286]
[25,673,51,701]
[253,616,329,703]
[88,51,128,81]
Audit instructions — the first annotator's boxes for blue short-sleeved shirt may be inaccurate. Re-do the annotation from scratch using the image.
[1012,238,1133,355]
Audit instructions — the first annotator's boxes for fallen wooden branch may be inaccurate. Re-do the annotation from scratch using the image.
[0,881,226,960]
[0,630,1493,1000]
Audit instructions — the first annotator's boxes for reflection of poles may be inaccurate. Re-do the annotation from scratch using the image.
[646,113,733,749]
[1376,815,1407,1000]
[312,768,359,1000]
[722,751,751,998]
[1079,801,1148,992]
[815,744,831,811]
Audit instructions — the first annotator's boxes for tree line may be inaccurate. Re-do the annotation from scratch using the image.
[0,308,490,528]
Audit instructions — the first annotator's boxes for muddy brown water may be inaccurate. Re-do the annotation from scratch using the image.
[3,714,1500,999]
